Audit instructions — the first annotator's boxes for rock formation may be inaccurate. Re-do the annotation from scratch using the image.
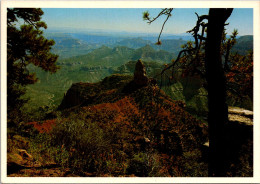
[134,59,149,86]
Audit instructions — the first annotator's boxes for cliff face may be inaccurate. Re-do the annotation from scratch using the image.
[59,60,152,110]
[58,74,133,110]
[59,82,99,110]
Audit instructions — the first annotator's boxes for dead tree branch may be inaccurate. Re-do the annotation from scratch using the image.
[150,11,208,87]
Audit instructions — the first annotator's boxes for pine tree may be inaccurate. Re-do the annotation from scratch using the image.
[7,8,59,126]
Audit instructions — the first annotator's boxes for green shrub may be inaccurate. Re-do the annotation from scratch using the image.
[181,149,208,177]
[127,152,149,176]
[126,152,162,177]
[50,113,112,174]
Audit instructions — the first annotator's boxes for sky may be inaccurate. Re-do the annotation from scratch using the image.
[42,8,253,35]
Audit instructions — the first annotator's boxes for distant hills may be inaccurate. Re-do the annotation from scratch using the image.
[58,44,174,68]
[23,44,174,114]
[46,31,253,60]
[115,38,187,56]
[231,35,253,55]
[46,32,186,59]
[44,33,100,59]
[24,31,253,117]
[116,38,152,49]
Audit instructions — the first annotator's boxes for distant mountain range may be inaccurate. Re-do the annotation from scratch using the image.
[45,32,188,59]
[45,28,194,40]
[24,44,175,112]
[45,31,253,60]
[44,33,100,59]
[58,44,175,68]
[231,35,253,55]
[25,31,253,114]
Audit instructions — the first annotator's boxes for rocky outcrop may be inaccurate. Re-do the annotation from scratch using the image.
[7,135,35,175]
[134,59,148,86]
[58,82,97,110]
[7,135,57,176]
[59,75,133,110]
[59,60,156,110]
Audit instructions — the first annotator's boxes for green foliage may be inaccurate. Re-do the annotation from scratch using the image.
[143,11,150,21]
[186,87,208,117]
[127,152,150,176]
[181,149,208,176]
[7,8,59,126]
[50,113,111,174]
[27,133,57,165]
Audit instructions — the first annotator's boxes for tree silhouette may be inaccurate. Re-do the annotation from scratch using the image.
[7,8,59,126]
[144,8,234,176]
[205,8,233,176]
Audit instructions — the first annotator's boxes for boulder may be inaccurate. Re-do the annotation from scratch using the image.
[17,149,33,160]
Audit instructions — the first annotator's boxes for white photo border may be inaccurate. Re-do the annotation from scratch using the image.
[1,1,260,183]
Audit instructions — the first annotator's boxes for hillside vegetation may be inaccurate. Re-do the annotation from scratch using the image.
[8,72,253,177]
[9,74,209,176]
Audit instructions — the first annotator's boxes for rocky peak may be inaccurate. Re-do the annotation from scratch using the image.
[134,59,148,86]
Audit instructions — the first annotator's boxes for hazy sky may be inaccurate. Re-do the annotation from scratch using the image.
[42,8,253,35]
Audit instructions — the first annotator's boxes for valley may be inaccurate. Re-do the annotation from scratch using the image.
[23,31,253,121]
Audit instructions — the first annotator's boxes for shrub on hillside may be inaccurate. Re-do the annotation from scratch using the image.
[49,75,208,176]
[50,113,112,174]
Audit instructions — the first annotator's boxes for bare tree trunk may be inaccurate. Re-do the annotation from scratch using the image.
[205,8,233,176]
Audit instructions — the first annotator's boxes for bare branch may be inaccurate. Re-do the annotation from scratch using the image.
[155,12,208,80]
[146,8,173,24]
[157,11,173,44]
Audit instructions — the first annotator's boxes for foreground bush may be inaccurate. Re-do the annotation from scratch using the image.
[50,113,112,175]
